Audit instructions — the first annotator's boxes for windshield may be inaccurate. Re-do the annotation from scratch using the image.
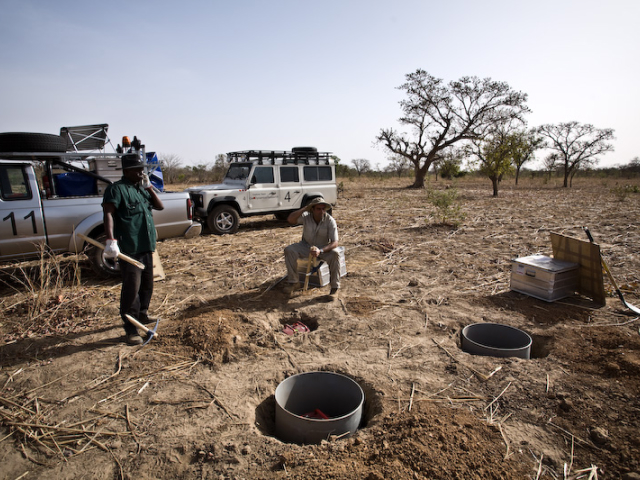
[225,163,251,181]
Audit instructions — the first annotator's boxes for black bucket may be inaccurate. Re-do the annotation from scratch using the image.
[461,323,532,359]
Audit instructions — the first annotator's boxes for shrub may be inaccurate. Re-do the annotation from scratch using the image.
[426,186,466,227]
[610,184,640,201]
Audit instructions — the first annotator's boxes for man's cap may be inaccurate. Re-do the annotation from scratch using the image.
[122,153,144,169]
[307,197,332,209]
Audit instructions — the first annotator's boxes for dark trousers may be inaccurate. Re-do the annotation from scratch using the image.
[120,252,154,335]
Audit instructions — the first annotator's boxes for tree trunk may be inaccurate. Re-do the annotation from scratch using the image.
[562,159,571,187]
[515,166,521,185]
[411,164,428,188]
[491,177,499,197]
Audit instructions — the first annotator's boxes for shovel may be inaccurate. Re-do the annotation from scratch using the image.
[583,227,640,315]
[125,314,160,345]
[78,233,145,270]
[302,255,325,292]
[303,254,315,292]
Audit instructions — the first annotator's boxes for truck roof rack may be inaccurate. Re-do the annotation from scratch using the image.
[60,124,113,152]
[227,149,332,166]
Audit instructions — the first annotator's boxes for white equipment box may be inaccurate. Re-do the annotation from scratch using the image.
[89,158,122,195]
[510,255,579,302]
[297,246,347,287]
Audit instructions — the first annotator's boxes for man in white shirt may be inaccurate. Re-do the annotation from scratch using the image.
[284,197,340,295]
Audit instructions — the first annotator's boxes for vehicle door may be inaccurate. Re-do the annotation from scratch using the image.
[0,164,47,259]
[246,166,279,211]
[278,165,303,208]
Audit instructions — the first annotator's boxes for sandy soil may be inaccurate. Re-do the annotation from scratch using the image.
[1,176,639,479]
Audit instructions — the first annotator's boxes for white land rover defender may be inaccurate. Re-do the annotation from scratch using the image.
[187,147,337,235]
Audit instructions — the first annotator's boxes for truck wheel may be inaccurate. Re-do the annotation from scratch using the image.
[87,234,121,278]
[207,205,240,235]
[292,146,317,153]
[274,212,291,221]
[0,132,67,153]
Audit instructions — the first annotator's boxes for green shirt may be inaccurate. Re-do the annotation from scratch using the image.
[103,178,156,255]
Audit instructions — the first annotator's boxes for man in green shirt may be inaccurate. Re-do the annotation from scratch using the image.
[102,153,164,345]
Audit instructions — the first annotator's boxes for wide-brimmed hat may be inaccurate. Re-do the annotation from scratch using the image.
[122,153,144,169]
[307,197,332,209]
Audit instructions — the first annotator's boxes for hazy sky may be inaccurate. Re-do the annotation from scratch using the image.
[1,0,638,170]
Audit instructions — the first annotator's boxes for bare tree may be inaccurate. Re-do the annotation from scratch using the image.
[211,154,228,181]
[351,158,371,176]
[626,156,640,175]
[537,122,615,187]
[543,153,560,181]
[157,153,183,184]
[385,155,410,178]
[376,70,530,188]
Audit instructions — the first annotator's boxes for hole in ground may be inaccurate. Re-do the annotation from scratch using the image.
[530,334,553,358]
[279,312,320,332]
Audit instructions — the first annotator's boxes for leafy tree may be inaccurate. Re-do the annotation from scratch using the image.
[434,148,463,180]
[351,158,371,176]
[537,122,615,187]
[331,155,349,177]
[469,126,517,197]
[376,70,530,188]
[332,156,350,177]
[511,129,543,185]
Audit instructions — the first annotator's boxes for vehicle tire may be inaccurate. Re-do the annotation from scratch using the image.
[87,234,121,278]
[274,212,291,221]
[0,132,67,153]
[292,146,317,153]
[207,205,240,235]
[302,196,320,208]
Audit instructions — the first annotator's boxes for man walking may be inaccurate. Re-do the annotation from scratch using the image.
[102,153,164,345]
[284,197,341,295]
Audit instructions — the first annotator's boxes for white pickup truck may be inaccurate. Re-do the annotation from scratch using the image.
[187,147,338,234]
[0,131,201,277]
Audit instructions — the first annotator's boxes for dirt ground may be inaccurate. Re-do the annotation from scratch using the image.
[1,176,639,480]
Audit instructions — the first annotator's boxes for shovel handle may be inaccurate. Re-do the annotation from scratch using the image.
[303,253,316,291]
[583,227,625,295]
[583,227,595,243]
[125,314,159,338]
[77,233,145,270]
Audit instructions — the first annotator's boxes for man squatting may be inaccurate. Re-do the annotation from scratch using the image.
[283,196,341,295]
